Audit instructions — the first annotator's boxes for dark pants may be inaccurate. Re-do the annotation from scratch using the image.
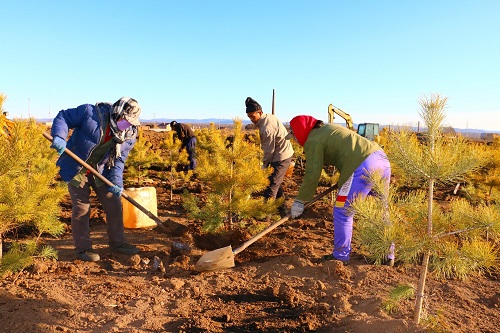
[67,176,126,253]
[184,137,197,170]
[263,157,292,200]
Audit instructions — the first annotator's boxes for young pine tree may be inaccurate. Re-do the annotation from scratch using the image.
[0,118,66,277]
[352,94,498,324]
[159,130,193,200]
[125,128,163,185]
[182,120,281,233]
[463,137,500,205]
[352,95,500,323]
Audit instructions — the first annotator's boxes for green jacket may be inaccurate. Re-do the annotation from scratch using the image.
[291,116,380,201]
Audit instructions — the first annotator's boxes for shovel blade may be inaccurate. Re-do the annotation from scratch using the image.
[195,245,235,272]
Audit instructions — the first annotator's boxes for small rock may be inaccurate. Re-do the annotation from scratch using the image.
[129,254,141,266]
[152,256,164,271]
[32,261,49,274]
[166,278,185,290]
[172,242,191,255]
[315,280,326,290]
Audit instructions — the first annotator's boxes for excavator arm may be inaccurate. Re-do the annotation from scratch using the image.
[327,103,380,142]
[327,104,354,130]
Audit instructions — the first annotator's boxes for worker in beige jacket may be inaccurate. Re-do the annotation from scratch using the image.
[245,97,294,204]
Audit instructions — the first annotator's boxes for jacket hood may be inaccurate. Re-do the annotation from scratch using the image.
[289,115,318,146]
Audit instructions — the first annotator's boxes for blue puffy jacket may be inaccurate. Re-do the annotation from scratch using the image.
[51,103,137,187]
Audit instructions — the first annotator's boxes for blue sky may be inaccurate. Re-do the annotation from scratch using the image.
[1,1,499,131]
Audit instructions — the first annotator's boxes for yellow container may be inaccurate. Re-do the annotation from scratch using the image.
[122,187,158,229]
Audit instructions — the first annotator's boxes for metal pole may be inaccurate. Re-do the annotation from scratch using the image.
[272,89,275,115]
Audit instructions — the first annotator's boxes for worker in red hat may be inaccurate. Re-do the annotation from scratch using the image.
[287,115,393,265]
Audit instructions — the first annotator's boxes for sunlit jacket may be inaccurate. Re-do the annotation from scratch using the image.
[290,115,380,201]
[255,113,294,165]
[51,103,137,187]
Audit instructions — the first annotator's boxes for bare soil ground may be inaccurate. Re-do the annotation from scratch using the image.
[1,130,499,333]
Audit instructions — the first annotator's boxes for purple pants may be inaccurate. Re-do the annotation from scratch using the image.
[332,150,392,261]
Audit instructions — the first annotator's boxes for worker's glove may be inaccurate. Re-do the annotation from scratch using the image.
[290,200,305,218]
[108,185,123,197]
[50,136,66,155]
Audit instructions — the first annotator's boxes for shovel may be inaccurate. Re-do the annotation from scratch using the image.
[195,185,337,272]
[43,131,187,235]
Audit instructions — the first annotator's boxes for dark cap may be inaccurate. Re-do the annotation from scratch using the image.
[245,97,262,113]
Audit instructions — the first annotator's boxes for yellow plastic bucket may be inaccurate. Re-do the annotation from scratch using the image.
[122,187,158,229]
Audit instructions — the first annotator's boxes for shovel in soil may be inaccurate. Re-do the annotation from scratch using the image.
[195,185,337,272]
[43,132,187,235]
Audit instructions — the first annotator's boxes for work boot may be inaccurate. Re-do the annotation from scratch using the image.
[382,258,395,267]
[110,242,140,255]
[77,250,100,262]
[321,254,349,266]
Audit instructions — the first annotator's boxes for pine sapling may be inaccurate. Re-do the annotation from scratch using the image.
[159,130,193,200]
[385,94,493,323]
[182,120,281,233]
[125,128,163,186]
[0,118,66,276]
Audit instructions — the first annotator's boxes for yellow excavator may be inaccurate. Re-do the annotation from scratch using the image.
[327,104,380,141]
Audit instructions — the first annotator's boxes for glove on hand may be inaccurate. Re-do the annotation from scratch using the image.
[50,136,66,155]
[108,185,123,197]
[291,200,305,218]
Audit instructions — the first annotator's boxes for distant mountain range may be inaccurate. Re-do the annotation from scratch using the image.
[37,118,498,136]
[133,118,500,135]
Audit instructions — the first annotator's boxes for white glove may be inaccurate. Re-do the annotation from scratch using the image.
[291,200,305,218]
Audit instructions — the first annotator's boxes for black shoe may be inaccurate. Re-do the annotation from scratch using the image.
[382,258,395,267]
[110,242,140,255]
[77,250,100,262]
[321,254,349,266]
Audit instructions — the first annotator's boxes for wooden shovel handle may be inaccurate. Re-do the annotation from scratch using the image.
[42,131,169,230]
[233,185,337,255]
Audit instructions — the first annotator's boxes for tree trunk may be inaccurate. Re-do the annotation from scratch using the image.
[0,234,2,260]
[170,151,174,201]
[229,162,234,226]
[414,178,435,324]
[414,251,430,323]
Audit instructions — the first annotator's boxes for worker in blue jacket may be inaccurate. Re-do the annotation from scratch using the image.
[50,97,142,262]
